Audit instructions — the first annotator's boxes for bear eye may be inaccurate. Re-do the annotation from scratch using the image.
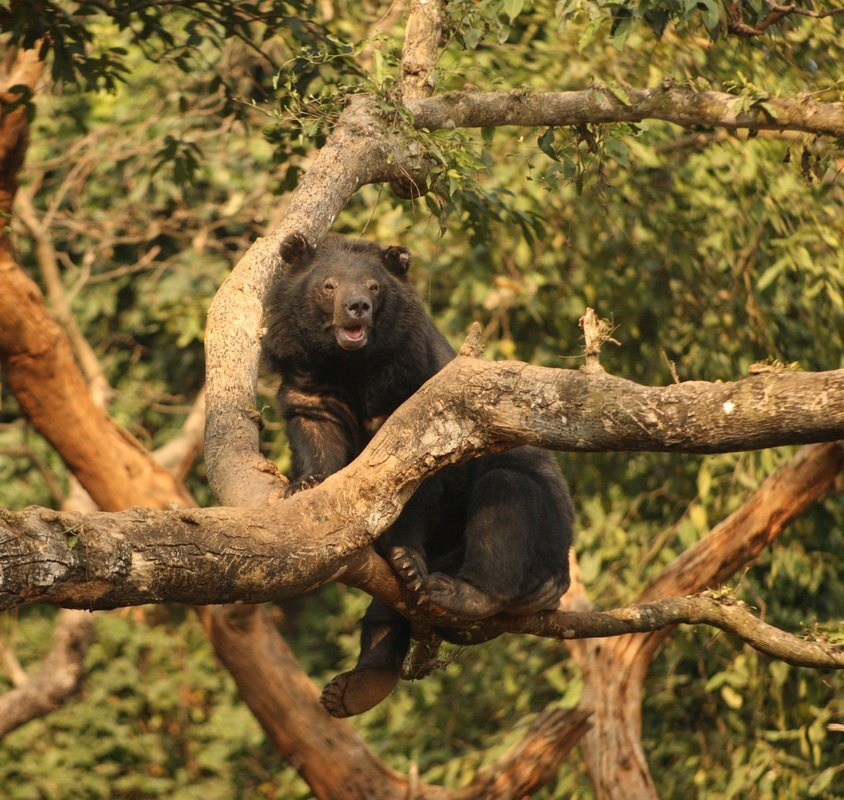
[322,279,337,295]
[367,280,379,294]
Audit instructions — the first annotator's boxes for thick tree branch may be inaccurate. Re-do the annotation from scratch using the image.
[14,189,113,403]
[405,83,844,136]
[3,501,841,668]
[7,356,844,607]
[204,81,843,514]
[204,97,430,506]
[0,244,196,511]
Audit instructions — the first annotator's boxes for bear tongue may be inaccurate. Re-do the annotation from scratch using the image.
[342,326,364,341]
[336,325,368,350]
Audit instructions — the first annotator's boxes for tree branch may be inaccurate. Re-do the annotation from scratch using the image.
[405,83,844,137]
[203,81,843,515]
[6,355,843,608]
[0,609,94,738]
[727,1,844,37]
[399,0,443,101]
[3,499,840,668]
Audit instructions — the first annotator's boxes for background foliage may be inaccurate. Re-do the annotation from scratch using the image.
[1,1,842,797]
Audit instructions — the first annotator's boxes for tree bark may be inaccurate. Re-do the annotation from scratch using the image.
[404,83,844,136]
[2,358,842,610]
[0,247,195,511]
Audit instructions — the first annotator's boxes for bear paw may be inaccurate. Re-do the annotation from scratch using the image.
[284,473,326,497]
[424,573,504,620]
[390,547,504,620]
[390,546,429,595]
[320,668,400,718]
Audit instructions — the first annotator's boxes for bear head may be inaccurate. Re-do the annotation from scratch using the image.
[269,233,413,359]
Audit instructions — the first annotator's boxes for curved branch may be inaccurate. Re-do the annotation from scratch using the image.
[203,78,843,512]
[519,595,844,669]
[728,1,844,37]
[3,500,841,667]
[204,96,429,507]
[0,609,94,738]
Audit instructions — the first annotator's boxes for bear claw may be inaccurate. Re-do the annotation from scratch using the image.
[390,546,428,595]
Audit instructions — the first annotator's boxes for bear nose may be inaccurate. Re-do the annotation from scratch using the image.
[344,296,372,319]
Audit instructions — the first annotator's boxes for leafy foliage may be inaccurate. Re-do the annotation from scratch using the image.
[0,608,310,799]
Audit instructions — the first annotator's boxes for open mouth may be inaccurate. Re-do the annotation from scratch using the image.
[336,325,368,350]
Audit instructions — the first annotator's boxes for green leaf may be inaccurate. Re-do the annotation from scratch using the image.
[538,128,559,161]
[503,0,525,21]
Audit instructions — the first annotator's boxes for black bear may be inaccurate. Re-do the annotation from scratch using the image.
[263,233,574,717]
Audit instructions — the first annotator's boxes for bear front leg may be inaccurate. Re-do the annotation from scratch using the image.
[279,387,362,496]
[320,600,410,718]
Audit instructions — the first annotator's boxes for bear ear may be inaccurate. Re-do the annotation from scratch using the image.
[280,232,316,269]
[383,246,411,276]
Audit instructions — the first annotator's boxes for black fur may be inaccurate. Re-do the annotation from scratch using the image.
[263,233,574,717]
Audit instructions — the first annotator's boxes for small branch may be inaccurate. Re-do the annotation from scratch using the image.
[520,595,844,669]
[728,1,844,36]
[578,307,620,374]
[457,322,484,358]
[152,386,206,481]
[346,556,843,670]
[0,637,28,687]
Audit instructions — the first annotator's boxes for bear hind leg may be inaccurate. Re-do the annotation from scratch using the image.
[320,600,410,718]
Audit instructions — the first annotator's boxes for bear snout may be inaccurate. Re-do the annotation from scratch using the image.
[343,295,372,319]
[331,292,374,350]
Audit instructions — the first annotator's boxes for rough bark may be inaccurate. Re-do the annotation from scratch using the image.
[404,83,844,136]
[399,0,443,101]
[2,359,842,610]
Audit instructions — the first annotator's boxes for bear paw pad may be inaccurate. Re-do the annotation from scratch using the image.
[320,668,399,718]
